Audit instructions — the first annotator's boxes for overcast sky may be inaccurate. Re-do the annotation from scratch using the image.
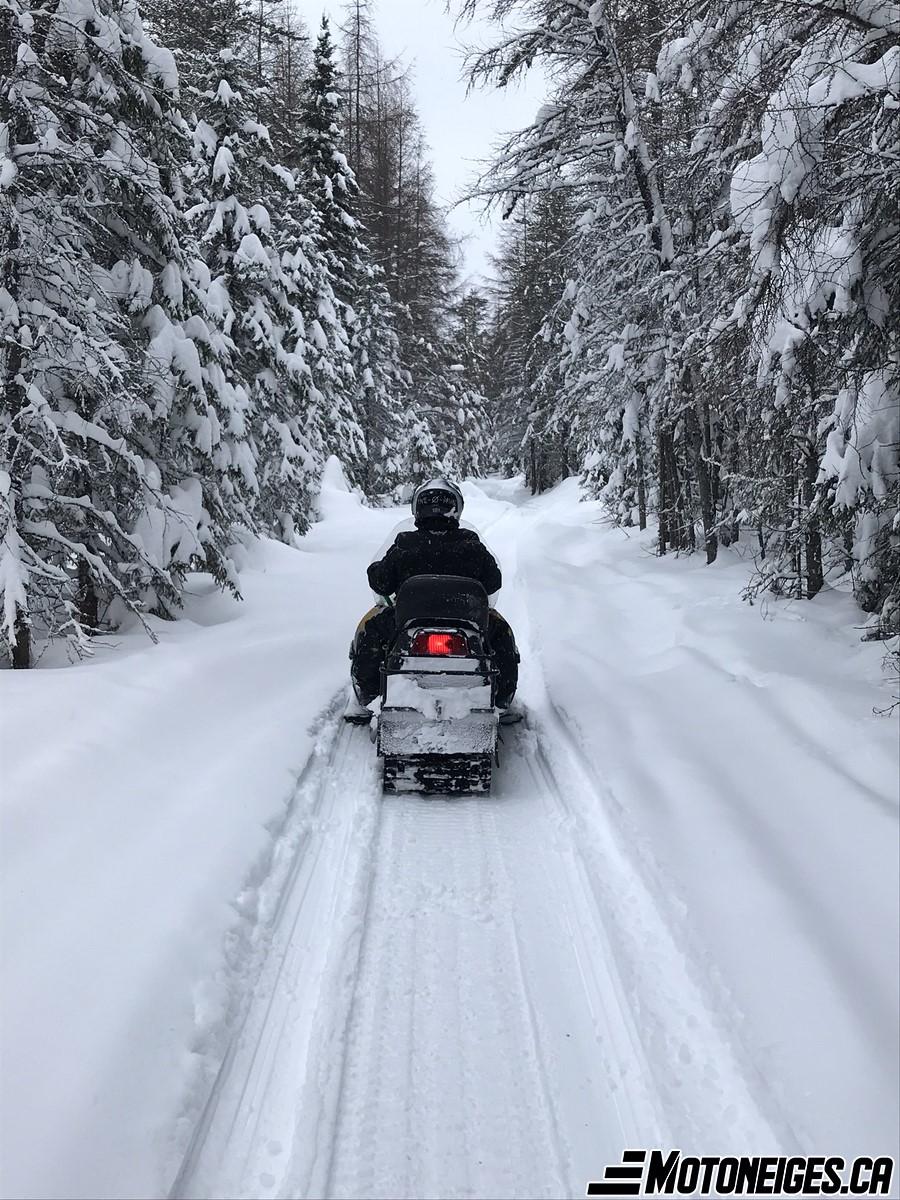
[312,0,546,286]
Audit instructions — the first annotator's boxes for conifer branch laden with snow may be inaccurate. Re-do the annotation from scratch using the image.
[460,0,899,632]
[1,0,498,666]
[1,0,246,666]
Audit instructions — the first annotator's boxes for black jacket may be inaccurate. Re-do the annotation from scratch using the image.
[368,520,502,598]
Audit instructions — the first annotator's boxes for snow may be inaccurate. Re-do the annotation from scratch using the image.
[732,38,899,264]
[1,476,897,1198]
[314,453,363,522]
[211,145,233,185]
[192,120,217,157]
[144,310,206,399]
[141,41,179,96]
[247,203,271,232]
[160,260,183,308]
[384,674,493,720]
[215,79,236,107]
[0,487,399,1199]
[309,318,329,350]
[235,233,270,268]
[0,518,29,647]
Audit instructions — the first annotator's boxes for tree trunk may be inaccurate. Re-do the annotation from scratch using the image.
[12,611,31,669]
[686,388,717,563]
[657,424,669,554]
[394,97,404,296]
[78,557,99,632]
[668,435,694,551]
[353,2,363,177]
[635,416,647,530]
[2,189,31,667]
[704,395,720,515]
[559,422,570,479]
[802,435,824,598]
[789,453,801,593]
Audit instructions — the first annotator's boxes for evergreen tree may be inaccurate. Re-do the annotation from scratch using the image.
[354,279,409,496]
[299,14,406,499]
[439,292,496,479]
[338,0,468,474]
[185,40,364,542]
[300,16,360,307]
[402,405,442,496]
[488,192,573,491]
[0,0,249,667]
[462,0,899,628]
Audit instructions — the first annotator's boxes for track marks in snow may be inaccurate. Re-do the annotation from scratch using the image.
[171,617,792,1196]
[172,707,794,1200]
[317,794,571,1200]
[171,701,381,1199]
[529,703,799,1156]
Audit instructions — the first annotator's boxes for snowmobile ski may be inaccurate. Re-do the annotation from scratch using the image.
[343,697,373,725]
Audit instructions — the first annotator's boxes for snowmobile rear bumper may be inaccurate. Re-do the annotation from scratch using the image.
[378,694,498,795]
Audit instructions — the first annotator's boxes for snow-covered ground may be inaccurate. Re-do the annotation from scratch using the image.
[1,471,897,1199]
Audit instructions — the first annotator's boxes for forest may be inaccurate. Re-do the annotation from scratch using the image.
[1,0,898,668]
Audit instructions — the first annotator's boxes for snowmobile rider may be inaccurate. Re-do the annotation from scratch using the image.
[350,478,519,711]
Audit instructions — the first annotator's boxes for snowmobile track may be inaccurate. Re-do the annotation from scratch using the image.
[172,713,790,1200]
[171,710,383,1199]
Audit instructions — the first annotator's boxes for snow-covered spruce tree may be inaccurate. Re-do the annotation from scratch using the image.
[298,14,407,498]
[402,402,442,497]
[300,16,362,309]
[353,278,409,496]
[465,0,898,626]
[487,213,538,476]
[466,0,774,552]
[338,5,486,482]
[415,335,494,483]
[439,290,497,480]
[185,39,364,543]
[486,188,577,492]
[438,372,495,481]
[659,1,899,607]
[0,0,251,668]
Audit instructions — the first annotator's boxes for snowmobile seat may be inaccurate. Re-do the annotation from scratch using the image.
[394,575,489,633]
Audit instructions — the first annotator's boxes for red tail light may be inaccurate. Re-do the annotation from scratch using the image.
[410,631,469,657]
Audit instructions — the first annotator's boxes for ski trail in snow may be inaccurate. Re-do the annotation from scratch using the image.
[5,481,894,1198]
[171,709,382,1199]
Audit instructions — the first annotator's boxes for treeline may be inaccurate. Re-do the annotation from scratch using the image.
[471,0,898,636]
[0,0,495,666]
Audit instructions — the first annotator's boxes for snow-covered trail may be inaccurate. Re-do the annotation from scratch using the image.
[171,716,788,1200]
[2,472,897,1200]
[504,480,899,1162]
[170,483,873,1200]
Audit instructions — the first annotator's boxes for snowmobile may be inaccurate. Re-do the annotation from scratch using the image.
[374,574,501,795]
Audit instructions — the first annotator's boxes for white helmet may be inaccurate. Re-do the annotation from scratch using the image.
[411,477,464,522]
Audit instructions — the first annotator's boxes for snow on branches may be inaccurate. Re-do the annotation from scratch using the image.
[461,0,898,622]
